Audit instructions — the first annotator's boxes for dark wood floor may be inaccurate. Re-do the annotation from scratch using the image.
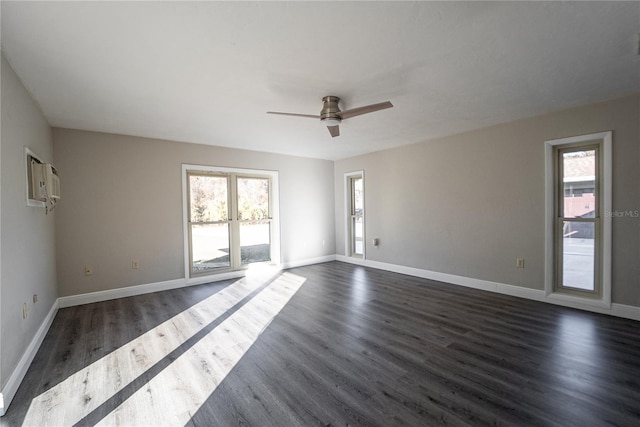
[3,261,640,426]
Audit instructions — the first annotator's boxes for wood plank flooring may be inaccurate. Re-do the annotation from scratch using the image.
[3,261,640,426]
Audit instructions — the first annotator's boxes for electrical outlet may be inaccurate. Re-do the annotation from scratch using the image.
[132,260,140,269]
[23,303,28,319]
[85,265,93,276]
[516,258,525,268]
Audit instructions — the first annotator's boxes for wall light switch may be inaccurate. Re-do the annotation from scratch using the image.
[132,260,140,269]
[516,258,525,268]
[85,266,93,276]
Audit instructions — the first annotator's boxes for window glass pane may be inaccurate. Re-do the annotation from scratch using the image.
[191,223,230,271]
[237,177,269,220]
[352,178,363,215]
[562,221,595,291]
[562,150,596,219]
[353,216,363,255]
[240,221,270,264]
[189,175,228,222]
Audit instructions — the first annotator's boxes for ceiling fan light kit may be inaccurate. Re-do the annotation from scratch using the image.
[267,96,393,138]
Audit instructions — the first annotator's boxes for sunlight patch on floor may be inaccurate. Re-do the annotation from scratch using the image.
[23,268,285,426]
[554,313,600,392]
[96,272,305,426]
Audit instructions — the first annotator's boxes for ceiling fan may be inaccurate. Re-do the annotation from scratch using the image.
[267,96,393,137]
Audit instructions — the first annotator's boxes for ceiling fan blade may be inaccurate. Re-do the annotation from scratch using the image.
[266,111,319,119]
[338,101,393,120]
[327,125,340,138]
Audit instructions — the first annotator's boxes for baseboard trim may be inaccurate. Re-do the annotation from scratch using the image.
[58,272,249,309]
[611,303,640,321]
[57,256,338,309]
[0,298,59,416]
[280,255,336,269]
[336,256,640,321]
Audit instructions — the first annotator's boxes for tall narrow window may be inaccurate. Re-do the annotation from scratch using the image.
[188,173,231,273]
[556,145,599,294]
[545,132,611,306]
[347,172,364,258]
[185,167,278,277]
[237,176,272,265]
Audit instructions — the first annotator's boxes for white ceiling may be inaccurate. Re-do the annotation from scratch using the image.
[2,1,639,160]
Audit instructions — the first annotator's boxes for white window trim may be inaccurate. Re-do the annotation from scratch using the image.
[344,170,365,259]
[182,164,280,281]
[544,131,612,308]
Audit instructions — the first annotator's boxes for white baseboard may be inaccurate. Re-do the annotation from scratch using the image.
[279,255,336,269]
[0,298,59,416]
[58,271,248,309]
[336,256,640,321]
[611,303,640,321]
[57,255,338,309]
[57,254,339,309]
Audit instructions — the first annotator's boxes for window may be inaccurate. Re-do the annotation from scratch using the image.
[187,173,232,272]
[346,171,364,258]
[556,145,599,294]
[237,176,272,265]
[184,166,279,277]
[545,132,611,306]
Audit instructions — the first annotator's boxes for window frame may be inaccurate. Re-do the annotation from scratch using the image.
[345,170,365,259]
[544,132,612,308]
[186,171,232,274]
[554,143,601,297]
[235,174,274,266]
[183,164,280,280]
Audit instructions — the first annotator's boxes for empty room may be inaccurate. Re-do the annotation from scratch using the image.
[1,1,639,426]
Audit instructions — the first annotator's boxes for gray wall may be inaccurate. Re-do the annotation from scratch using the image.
[1,52,58,390]
[53,128,336,297]
[335,95,639,307]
